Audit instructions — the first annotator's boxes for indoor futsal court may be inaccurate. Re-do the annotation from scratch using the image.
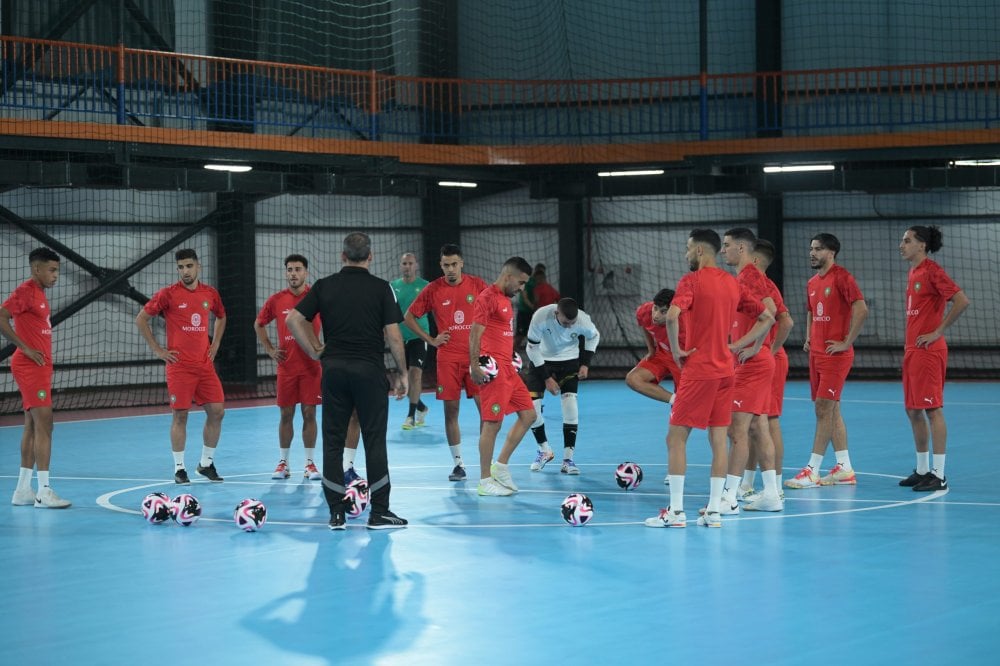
[4,1,1000,665]
[2,379,998,664]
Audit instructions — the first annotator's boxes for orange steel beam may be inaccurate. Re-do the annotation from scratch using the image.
[4,118,1000,166]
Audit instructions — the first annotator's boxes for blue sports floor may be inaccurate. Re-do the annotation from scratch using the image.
[2,379,999,665]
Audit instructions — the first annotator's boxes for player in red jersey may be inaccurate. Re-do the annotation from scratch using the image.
[626,288,683,405]
[136,248,227,485]
[626,288,684,484]
[645,229,739,529]
[740,240,794,501]
[897,225,969,491]
[718,228,781,514]
[404,243,489,482]
[785,233,868,490]
[255,254,324,481]
[1,247,71,508]
[469,256,535,497]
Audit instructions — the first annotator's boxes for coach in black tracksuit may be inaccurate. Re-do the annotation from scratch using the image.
[287,232,409,530]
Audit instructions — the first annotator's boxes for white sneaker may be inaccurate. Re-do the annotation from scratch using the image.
[490,462,518,492]
[11,487,35,506]
[699,502,739,516]
[415,407,429,427]
[401,417,415,430]
[663,474,670,485]
[644,507,687,528]
[560,459,580,475]
[738,485,757,502]
[530,448,555,471]
[34,486,71,509]
[477,478,514,496]
[742,494,784,512]
[696,511,722,528]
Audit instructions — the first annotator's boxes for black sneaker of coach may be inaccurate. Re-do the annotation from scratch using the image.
[174,469,190,485]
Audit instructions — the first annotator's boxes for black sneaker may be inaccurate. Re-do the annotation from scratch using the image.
[174,469,190,485]
[196,463,224,482]
[913,474,947,492]
[899,470,932,487]
[367,510,408,530]
[328,509,346,531]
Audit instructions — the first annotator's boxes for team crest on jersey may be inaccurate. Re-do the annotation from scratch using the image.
[437,385,444,394]
[490,403,501,415]
[36,389,47,400]
[914,282,922,292]
[170,394,177,403]
[191,313,202,327]
[454,311,465,324]
[466,294,474,303]
[823,287,831,297]
[202,300,209,309]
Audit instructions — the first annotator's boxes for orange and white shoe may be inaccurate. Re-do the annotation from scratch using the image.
[784,466,821,489]
[820,462,857,485]
[304,462,321,481]
[272,460,290,480]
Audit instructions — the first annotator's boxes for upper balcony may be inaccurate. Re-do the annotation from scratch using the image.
[2,35,1000,171]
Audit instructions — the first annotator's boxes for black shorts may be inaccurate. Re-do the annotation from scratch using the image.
[525,358,580,397]
[405,339,427,369]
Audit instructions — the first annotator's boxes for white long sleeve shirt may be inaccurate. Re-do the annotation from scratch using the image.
[525,304,600,366]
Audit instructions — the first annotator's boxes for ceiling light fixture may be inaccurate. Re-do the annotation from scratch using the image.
[597,169,665,177]
[438,181,478,188]
[204,163,253,173]
[950,159,1000,167]
[762,164,835,173]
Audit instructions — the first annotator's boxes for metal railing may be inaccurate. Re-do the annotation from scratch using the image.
[2,36,999,144]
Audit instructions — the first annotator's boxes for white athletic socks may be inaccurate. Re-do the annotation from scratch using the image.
[707,476,725,514]
[199,446,215,468]
[668,475,686,513]
[916,451,930,475]
[37,470,50,489]
[808,453,824,472]
[450,444,463,466]
[173,451,185,469]
[279,447,290,462]
[931,454,946,479]
[17,467,32,491]
[834,449,852,470]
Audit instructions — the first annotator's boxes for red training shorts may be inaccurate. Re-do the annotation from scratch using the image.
[731,348,775,415]
[768,349,789,417]
[435,357,479,401]
[276,366,322,407]
[636,350,682,388]
[166,361,225,410]
[809,350,854,401]
[903,346,947,410]
[11,355,53,410]
[478,364,533,422]
[670,374,734,430]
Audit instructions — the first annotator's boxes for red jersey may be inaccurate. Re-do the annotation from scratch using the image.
[256,287,321,375]
[407,274,489,362]
[472,284,516,363]
[762,274,789,351]
[533,281,560,309]
[144,282,226,365]
[732,264,769,343]
[905,258,961,351]
[672,267,739,379]
[2,279,53,363]
[635,301,687,353]
[807,264,864,353]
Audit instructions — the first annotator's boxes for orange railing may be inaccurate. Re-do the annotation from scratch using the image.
[2,35,1000,145]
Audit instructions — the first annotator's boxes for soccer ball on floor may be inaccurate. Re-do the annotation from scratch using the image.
[615,461,644,490]
[141,492,173,524]
[478,355,499,382]
[344,478,370,518]
[560,493,594,526]
[171,493,202,527]
[234,498,267,532]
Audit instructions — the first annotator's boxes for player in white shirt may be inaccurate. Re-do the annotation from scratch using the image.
[523,298,601,474]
